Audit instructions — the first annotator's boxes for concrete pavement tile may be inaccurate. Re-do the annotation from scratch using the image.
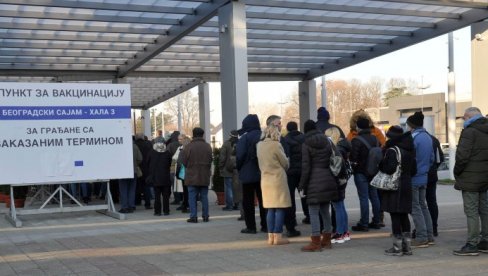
[77,271,108,276]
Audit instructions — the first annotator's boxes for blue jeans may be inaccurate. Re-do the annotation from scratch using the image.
[224,177,234,209]
[267,208,286,233]
[309,203,332,236]
[354,173,380,226]
[188,186,209,219]
[332,200,349,234]
[119,175,136,209]
[411,185,433,241]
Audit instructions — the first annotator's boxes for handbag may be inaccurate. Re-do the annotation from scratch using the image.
[327,138,343,177]
[178,164,186,180]
[370,146,402,191]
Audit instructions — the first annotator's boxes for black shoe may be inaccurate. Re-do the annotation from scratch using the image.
[187,217,198,223]
[176,205,183,211]
[181,208,189,213]
[352,224,369,232]
[302,217,310,224]
[412,229,416,239]
[233,204,239,210]
[477,240,488,253]
[286,229,301,237]
[368,222,381,229]
[170,201,180,205]
[433,229,438,237]
[154,213,161,216]
[241,228,257,234]
[453,243,479,256]
[222,207,233,211]
[129,206,136,211]
[260,227,268,233]
[237,216,244,221]
[163,212,170,216]
[203,217,209,222]
[119,208,129,214]
[145,205,153,210]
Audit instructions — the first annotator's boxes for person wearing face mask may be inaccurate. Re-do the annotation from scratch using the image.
[453,107,488,256]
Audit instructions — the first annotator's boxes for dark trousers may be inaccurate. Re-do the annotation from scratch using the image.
[154,186,171,215]
[301,197,309,218]
[426,179,438,232]
[390,212,411,236]
[136,177,151,207]
[285,174,300,231]
[182,184,189,208]
[242,182,267,231]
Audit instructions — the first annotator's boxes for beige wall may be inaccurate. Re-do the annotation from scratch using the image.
[472,22,488,116]
[379,93,470,143]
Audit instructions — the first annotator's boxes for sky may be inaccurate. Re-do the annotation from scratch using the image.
[154,26,473,132]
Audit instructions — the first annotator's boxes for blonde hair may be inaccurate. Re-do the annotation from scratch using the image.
[261,125,281,141]
[325,127,340,145]
[179,134,191,146]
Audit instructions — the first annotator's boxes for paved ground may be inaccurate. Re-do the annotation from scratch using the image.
[0,176,487,275]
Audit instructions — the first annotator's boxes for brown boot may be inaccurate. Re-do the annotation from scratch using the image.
[301,236,322,252]
[273,233,290,245]
[267,233,274,245]
[321,232,332,249]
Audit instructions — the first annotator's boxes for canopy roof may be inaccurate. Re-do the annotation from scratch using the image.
[0,0,487,108]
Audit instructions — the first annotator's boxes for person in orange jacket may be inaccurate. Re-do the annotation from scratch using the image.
[347,109,386,147]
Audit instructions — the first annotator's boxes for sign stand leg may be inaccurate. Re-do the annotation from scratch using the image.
[97,181,125,220]
[5,185,22,228]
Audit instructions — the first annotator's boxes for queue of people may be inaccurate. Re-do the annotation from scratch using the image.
[104,105,487,257]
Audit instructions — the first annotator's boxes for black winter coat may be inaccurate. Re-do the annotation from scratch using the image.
[298,130,339,204]
[379,133,417,214]
[350,129,379,176]
[454,117,488,192]
[147,149,172,187]
[135,138,154,177]
[283,130,305,176]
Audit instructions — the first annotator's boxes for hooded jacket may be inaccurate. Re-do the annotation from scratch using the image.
[283,130,305,176]
[219,135,238,177]
[236,114,262,184]
[298,129,339,204]
[379,133,417,214]
[454,117,488,192]
[411,128,434,186]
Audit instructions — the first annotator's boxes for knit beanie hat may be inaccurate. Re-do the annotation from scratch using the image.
[303,120,316,134]
[317,107,330,121]
[386,125,404,139]
[407,111,424,128]
[230,130,238,138]
[356,118,370,130]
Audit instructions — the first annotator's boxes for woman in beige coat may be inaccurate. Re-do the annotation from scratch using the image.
[257,124,291,245]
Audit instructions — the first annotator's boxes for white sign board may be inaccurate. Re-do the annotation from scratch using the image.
[0,82,133,185]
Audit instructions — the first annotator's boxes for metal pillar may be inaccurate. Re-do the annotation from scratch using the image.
[141,109,151,138]
[321,75,327,108]
[198,82,211,143]
[219,1,249,140]
[447,32,456,180]
[177,95,182,133]
[298,80,317,131]
[471,21,488,116]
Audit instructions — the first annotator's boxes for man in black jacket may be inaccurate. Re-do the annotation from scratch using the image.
[283,121,304,237]
[453,107,488,256]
